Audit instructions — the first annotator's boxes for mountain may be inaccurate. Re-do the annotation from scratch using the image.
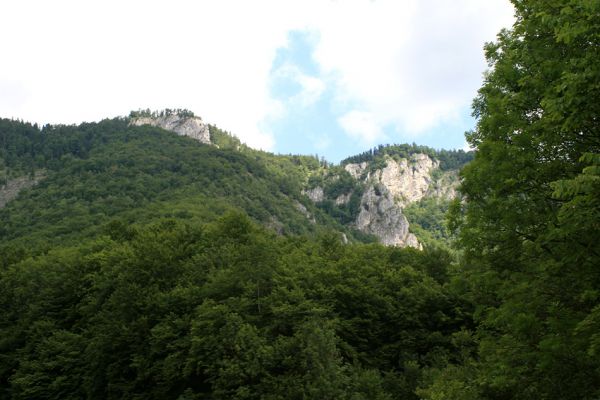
[0,110,470,254]
[125,110,472,251]
[301,149,468,249]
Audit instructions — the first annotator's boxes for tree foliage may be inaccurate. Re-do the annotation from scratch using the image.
[0,215,465,399]
[422,1,600,398]
[0,118,366,251]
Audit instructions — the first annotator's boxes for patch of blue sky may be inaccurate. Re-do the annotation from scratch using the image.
[265,30,474,164]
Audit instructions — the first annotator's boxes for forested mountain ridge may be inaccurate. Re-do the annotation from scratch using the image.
[0,111,468,252]
[126,110,471,250]
[0,116,361,252]
[126,109,470,250]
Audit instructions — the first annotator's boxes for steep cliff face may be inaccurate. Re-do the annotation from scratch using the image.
[131,114,211,144]
[308,153,459,248]
[302,186,324,203]
[347,153,440,208]
[356,185,421,248]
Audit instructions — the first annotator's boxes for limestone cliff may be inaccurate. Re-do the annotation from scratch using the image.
[302,186,324,203]
[306,153,459,248]
[131,113,211,144]
[356,184,421,248]
[352,153,439,207]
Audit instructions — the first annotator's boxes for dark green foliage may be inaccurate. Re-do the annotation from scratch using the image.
[0,118,363,250]
[0,215,465,399]
[323,170,355,199]
[0,119,43,181]
[403,198,454,250]
[421,1,600,399]
[129,108,195,119]
[315,185,364,226]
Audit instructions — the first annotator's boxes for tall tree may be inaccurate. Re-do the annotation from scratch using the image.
[423,1,600,399]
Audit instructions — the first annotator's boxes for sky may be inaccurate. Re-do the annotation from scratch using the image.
[0,0,514,163]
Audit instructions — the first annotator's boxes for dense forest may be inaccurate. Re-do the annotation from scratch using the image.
[0,118,375,252]
[1,0,599,398]
[0,215,462,399]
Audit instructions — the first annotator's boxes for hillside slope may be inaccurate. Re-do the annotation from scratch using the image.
[0,116,366,253]
[0,111,471,253]
[300,145,471,249]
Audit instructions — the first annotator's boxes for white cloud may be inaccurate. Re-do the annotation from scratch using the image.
[271,63,325,108]
[311,134,332,151]
[338,110,386,145]
[308,0,515,141]
[0,0,514,150]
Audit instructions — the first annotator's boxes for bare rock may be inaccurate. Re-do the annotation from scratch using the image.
[294,201,316,224]
[344,162,368,179]
[355,185,421,248]
[302,186,324,203]
[335,192,352,205]
[372,154,438,207]
[131,114,211,144]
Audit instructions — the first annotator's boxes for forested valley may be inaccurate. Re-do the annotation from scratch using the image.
[1,0,599,399]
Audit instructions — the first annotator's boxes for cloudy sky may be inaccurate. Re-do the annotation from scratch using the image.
[1,0,514,162]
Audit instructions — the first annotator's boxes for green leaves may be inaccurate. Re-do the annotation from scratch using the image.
[0,215,464,399]
[423,1,600,398]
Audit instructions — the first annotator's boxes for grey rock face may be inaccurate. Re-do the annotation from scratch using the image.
[349,153,442,247]
[372,154,438,207]
[131,114,211,144]
[302,186,324,203]
[335,192,352,205]
[307,153,459,248]
[0,171,45,209]
[356,185,421,249]
[344,162,368,179]
[294,201,316,224]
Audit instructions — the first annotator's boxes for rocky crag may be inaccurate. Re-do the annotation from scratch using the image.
[130,111,211,144]
[305,154,459,248]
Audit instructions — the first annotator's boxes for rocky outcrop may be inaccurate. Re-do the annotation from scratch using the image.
[294,201,316,224]
[344,162,368,179]
[356,185,421,249]
[335,192,352,205]
[426,170,459,200]
[302,186,324,203]
[306,153,458,248]
[131,114,211,144]
[0,171,45,209]
[372,154,438,207]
